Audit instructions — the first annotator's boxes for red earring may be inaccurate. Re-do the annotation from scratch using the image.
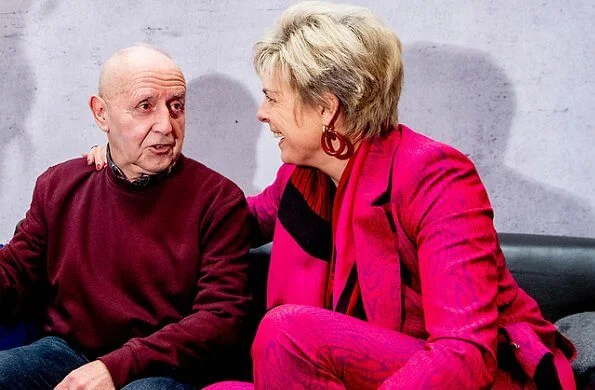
[321,124,354,160]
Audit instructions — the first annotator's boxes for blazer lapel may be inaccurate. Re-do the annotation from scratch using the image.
[352,130,404,330]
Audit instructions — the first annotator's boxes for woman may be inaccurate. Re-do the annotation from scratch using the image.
[88,2,575,388]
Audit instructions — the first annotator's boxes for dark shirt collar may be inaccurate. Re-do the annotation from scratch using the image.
[106,144,176,188]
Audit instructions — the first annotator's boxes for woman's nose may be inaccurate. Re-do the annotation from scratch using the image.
[257,101,269,123]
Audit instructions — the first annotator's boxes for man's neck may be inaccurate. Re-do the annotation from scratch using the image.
[106,144,176,187]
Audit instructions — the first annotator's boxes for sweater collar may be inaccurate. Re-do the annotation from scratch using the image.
[106,144,177,188]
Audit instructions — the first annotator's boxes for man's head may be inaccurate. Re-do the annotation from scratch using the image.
[89,44,186,180]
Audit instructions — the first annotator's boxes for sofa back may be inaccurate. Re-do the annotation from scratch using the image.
[249,233,595,324]
[500,233,595,323]
[3,233,594,348]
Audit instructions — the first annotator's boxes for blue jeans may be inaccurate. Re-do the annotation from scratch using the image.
[123,377,198,389]
[0,336,198,389]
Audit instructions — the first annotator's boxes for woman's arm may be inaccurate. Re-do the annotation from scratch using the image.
[247,163,295,248]
[382,144,500,389]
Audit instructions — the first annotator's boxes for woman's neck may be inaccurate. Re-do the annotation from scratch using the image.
[316,141,360,186]
[325,159,349,186]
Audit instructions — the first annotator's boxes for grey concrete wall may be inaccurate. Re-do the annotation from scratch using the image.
[0,0,593,239]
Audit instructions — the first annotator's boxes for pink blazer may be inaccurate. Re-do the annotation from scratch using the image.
[248,125,575,388]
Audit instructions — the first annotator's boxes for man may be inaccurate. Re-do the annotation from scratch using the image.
[0,44,252,389]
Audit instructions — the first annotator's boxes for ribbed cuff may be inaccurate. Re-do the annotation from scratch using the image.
[98,343,138,388]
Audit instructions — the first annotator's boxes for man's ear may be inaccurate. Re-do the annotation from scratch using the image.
[89,95,109,133]
[319,92,340,126]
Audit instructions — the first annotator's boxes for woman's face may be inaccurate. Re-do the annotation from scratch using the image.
[257,73,324,166]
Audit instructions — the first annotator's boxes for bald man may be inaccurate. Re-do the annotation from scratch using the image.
[0,45,252,389]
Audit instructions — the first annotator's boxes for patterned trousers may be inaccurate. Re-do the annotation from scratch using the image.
[205,304,541,389]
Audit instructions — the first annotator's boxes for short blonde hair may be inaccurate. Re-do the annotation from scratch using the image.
[254,1,403,140]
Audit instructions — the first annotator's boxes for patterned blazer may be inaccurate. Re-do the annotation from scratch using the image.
[248,125,575,388]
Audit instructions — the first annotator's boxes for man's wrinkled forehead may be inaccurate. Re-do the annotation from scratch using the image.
[119,68,186,98]
[99,45,185,100]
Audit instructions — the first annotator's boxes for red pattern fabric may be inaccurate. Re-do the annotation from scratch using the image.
[325,146,363,312]
[289,167,334,222]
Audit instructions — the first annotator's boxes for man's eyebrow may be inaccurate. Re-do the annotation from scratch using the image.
[262,88,279,95]
[131,92,154,103]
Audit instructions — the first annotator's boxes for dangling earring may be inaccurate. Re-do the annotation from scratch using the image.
[321,124,354,160]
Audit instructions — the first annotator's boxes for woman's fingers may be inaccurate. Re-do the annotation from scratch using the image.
[83,144,108,170]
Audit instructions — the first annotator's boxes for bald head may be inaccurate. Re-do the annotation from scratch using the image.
[98,44,184,101]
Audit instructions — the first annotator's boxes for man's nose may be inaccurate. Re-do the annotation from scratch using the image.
[153,104,174,134]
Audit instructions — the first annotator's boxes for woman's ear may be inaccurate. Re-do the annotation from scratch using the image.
[89,95,110,133]
[320,92,340,125]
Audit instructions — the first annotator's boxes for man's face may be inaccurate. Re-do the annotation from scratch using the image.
[104,63,186,179]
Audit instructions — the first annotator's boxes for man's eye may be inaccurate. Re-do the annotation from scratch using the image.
[170,101,184,113]
[138,102,151,111]
[264,95,275,103]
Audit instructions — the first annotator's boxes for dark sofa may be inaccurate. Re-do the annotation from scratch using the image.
[499,234,595,323]
[499,233,595,389]
[1,232,594,387]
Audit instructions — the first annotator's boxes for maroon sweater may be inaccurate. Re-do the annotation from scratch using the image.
[0,155,252,387]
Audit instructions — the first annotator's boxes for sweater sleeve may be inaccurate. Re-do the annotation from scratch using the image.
[380,145,499,389]
[247,163,295,247]
[98,186,252,387]
[0,170,49,318]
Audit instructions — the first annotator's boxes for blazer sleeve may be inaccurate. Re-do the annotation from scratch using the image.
[99,187,252,387]
[246,163,295,247]
[381,144,500,389]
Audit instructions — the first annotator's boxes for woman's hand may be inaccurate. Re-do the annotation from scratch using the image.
[84,144,108,170]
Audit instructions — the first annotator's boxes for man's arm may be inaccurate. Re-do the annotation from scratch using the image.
[0,172,49,319]
[95,188,252,387]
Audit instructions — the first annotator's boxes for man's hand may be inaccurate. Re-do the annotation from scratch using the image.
[54,360,115,390]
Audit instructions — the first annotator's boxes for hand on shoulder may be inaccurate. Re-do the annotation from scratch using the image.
[83,144,107,171]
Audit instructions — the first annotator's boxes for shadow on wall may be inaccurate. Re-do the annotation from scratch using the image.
[183,73,260,195]
[0,0,38,177]
[399,42,594,238]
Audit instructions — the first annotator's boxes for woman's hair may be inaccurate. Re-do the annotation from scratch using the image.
[254,1,403,140]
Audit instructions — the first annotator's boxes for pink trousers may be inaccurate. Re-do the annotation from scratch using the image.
[204,304,532,389]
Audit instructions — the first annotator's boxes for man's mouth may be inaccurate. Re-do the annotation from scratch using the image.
[272,131,284,139]
[150,144,173,153]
